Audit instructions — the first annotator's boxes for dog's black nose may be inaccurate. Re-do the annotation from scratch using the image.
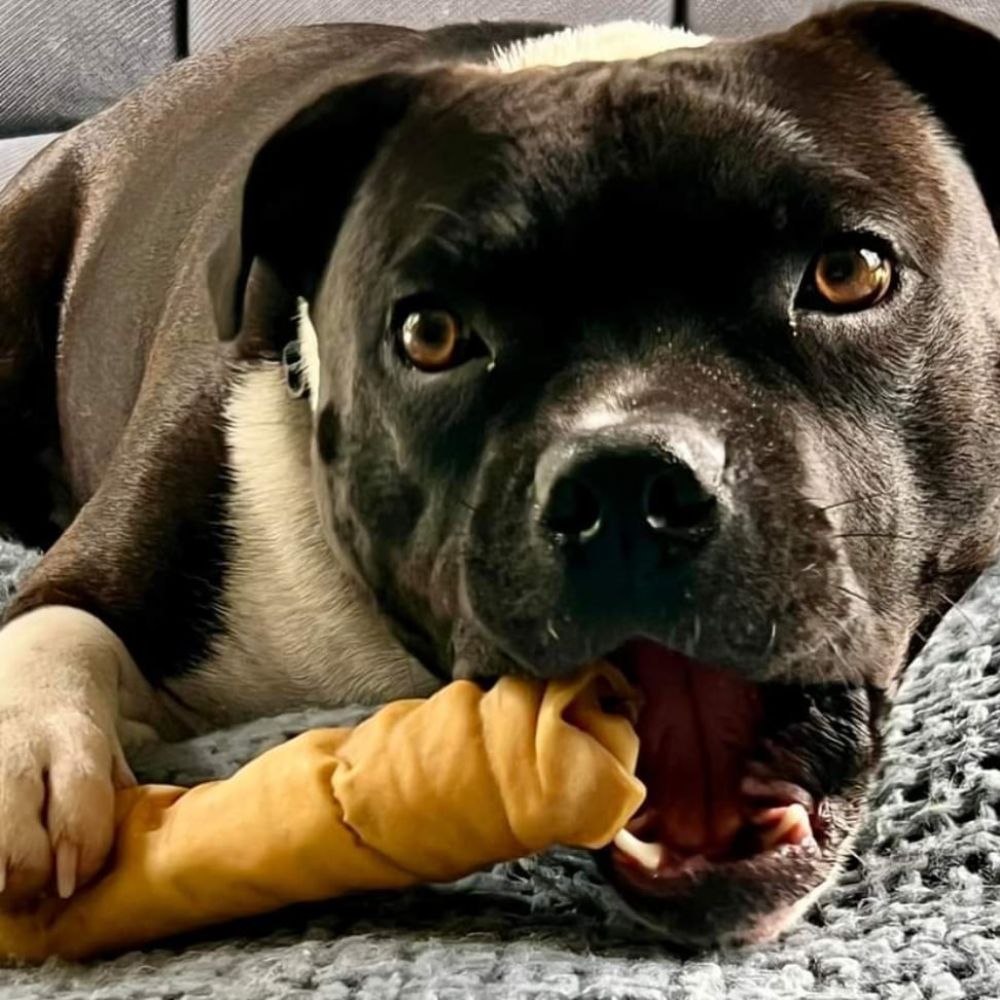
[535,425,722,554]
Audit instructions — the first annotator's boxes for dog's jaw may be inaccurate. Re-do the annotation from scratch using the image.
[490,21,711,74]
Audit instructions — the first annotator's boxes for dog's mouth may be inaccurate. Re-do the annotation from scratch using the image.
[601,639,880,945]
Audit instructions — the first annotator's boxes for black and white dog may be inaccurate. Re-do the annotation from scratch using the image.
[2,2,999,948]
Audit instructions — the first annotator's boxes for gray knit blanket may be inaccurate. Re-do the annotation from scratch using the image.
[1,537,997,999]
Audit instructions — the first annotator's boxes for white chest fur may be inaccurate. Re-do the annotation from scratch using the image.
[167,363,438,727]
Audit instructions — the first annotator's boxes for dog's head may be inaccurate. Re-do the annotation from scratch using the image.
[235,3,1000,946]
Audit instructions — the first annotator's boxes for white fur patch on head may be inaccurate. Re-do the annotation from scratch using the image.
[491,21,711,73]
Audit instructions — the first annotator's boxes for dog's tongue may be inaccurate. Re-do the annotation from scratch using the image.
[630,641,763,857]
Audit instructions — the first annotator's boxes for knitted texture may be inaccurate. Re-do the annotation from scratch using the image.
[0,536,997,998]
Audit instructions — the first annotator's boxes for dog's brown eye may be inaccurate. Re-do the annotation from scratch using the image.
[811,246,893,311]
[400,309,463,371]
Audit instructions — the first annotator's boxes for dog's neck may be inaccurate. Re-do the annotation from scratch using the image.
[167,358,438,727]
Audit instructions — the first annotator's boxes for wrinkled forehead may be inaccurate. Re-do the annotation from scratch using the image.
[336,29,959,307]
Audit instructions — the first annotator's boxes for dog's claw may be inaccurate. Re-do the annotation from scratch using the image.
[56,840,79,899]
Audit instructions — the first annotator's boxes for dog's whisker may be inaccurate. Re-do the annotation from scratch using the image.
[764,618,777,658]
[822,634,853,687]
[417,201,469,225]
[832,532,919,542]
[681,612,702,657]
[429,233,464,258]
[807,490,891,514]
[934,588,980,637]
[834,583,879,613]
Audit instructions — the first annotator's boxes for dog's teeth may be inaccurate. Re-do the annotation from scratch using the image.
[740,774,815,812]
[753,803,813,850]
[614,829,664,872]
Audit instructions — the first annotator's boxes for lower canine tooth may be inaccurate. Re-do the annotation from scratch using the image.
[755,803,812,850]
[614,829,664,871]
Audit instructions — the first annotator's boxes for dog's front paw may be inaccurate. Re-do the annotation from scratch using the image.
[0,607,142,909]
[0,701,133,908]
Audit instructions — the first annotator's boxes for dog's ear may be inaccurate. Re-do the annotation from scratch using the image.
[227,72,421,357]
[802,2,1000,225]
[220,20,567,354]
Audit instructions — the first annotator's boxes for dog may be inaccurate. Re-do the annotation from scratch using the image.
[1,1,999,949]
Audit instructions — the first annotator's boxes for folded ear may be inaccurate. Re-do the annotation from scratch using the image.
[230,19,566,358]
[805,2,1000,225]
[227,71,422,358]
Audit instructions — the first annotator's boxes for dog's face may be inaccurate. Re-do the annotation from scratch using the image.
[250,6,1000,947]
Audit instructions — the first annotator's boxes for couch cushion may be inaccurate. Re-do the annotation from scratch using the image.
[686,0,1000,36]
[0,0,178,137]
[190,0,676,53]
[0,132,58,191]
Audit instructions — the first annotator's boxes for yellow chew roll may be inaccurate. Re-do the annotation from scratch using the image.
[0,663,643,961]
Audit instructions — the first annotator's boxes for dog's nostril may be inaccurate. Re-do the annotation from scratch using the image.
[543,477,602,541]
[645,466,717,534]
